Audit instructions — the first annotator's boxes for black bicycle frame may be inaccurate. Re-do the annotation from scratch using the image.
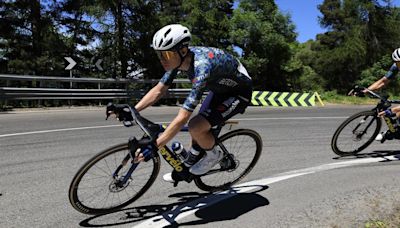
[107,103,231,185]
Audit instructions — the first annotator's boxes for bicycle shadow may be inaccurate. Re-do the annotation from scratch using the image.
[333,150,400,161]
[78,185,269,227]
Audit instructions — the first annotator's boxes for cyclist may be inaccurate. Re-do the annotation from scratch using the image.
[134,24,253,182]
[354,48,400,140]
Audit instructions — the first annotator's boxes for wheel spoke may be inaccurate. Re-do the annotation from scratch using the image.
[195,129,262,191]
[332,111,380,156]
[69,143,160,214]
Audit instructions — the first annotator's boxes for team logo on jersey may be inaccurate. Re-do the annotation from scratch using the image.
[218,78,238,87]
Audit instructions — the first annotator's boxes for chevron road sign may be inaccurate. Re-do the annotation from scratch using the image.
[64,57,77,70]
[251,91,324,107]
[95,59,103,71]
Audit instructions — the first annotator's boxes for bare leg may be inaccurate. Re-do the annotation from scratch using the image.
[188,115,214,150]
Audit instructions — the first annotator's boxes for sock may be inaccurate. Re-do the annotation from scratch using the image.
[188,148,200,158]
[189,144,202,156]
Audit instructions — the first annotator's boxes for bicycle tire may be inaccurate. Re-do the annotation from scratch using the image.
[68,143,160,215]
[194,129,262,192]
[331,110,381,156]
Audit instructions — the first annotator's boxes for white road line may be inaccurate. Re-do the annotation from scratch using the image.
[134,155,400,228]
[235,116,347,121]
[0,116,347,138]
[0,125,120,138]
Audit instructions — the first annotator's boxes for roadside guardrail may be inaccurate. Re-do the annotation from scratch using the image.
[0,74,323,107]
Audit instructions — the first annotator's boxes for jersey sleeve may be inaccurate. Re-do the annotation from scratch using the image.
[182,61,211,112]
[159,70,177,86]
[385,63,399,79]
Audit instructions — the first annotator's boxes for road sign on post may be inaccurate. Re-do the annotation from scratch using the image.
[64,57,77,70]
[64,57,77,107]
[64,57,77,89]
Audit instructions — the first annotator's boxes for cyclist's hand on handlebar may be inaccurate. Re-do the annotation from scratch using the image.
[348,86,366,97]
[378,109,396,118]
[105,103,134,122]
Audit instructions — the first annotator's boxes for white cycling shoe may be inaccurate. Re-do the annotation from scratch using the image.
[162,149,223,183]
[162,173,174,183]
[375,133,384,141]
[189,149,223,175]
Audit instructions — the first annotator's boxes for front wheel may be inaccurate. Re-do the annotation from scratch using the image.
[68,143,160,215]
[331,110,381,156]
[194,129,262,192]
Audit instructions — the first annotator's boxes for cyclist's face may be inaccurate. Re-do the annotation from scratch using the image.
[396,61,400,68]
[156,50,180,71]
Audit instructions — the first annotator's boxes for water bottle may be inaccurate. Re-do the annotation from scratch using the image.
[171,141,188,162]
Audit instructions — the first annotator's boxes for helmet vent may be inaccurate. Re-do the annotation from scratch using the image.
[164,38,173,47]
[158,38,163,47]
[164,28,171,37]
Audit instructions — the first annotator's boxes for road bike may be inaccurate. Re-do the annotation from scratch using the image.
[331,86,400,156]
[68,103,262,215]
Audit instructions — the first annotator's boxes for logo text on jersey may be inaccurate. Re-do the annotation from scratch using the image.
[218,78,238,87]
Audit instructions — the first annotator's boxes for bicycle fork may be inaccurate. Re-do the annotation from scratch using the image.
[113,137,151,187]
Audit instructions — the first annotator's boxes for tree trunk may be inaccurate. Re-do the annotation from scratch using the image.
[31,0,42,75]
[116,0,127,78]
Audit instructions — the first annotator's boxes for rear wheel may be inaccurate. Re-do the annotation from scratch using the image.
[68,143,160,214]
[331,110,381,156]
[194,129,262,192]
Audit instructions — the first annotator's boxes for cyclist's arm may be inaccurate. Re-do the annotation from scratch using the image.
[135,82,169,112]
[156,108,192,148]
[366,76,390,92]
[155,84,206,148]
[156,70,208,148]
[366,64,399,92]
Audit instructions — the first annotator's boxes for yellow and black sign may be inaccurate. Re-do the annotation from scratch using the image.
[251,91,324,107]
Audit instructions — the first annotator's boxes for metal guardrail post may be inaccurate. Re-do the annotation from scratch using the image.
[4,80,9,107]
[98,82,101,106]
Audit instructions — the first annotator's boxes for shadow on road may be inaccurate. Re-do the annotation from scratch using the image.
[78,185,269,227]
[164,192,269,228]
[333,150,400,161]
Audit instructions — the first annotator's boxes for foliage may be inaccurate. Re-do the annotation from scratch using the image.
[230,0,297,91]
[311,0,400,93]
[1,0,400,96]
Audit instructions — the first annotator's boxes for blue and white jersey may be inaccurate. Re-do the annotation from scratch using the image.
[385,63,400,79]
[160,46,252,112]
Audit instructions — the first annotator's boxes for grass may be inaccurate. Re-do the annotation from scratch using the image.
[319,91,376,105]
[364,209,400,228]
[319,91,400,105]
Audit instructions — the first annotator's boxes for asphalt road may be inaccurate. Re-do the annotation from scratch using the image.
[1,105,400,228]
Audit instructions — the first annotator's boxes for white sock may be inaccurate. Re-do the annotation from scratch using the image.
[189,147,201,156]
[205,147,217,155]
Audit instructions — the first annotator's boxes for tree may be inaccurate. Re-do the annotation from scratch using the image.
[313,0,400,92]
[0,0,71,76]
[230,0,297,91]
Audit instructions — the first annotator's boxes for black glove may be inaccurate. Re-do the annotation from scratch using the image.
[106,103,133,122]
[348,86,365,97]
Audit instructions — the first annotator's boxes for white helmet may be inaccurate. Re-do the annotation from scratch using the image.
[392,48,400,61]
[152,24,191,51]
